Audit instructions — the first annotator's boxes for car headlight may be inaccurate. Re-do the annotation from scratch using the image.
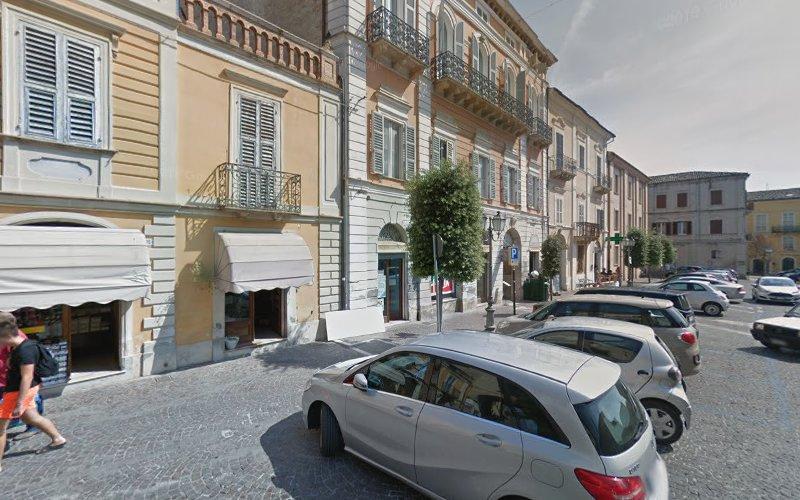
[753,323,765,331]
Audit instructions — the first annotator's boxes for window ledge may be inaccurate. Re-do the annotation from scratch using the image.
[2,134,116,156]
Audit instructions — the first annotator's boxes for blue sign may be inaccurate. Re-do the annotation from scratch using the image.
[510,246,520,266]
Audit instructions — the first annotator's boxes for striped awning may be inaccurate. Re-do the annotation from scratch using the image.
[214,232,314,294]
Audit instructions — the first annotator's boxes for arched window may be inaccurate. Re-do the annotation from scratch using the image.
[505,64,516,97]
[479,44,489,77]
[437,13,453,53]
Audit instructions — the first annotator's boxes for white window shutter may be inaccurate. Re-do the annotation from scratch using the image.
[502,165,510,203]
[22,25,58,138]
[259,100,277,170]
[372,113,385,175]
[489,159,496,199]
[455,22,464,60]
[489,52,497,84]
[431,136,441,168]
[470,36,478,69]
[238,96,258,166]
[405,125,416,180]
[65,38,98,144]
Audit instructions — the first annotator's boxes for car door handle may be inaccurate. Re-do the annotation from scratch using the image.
[637,370,650,376]
[476,433,502,447]
[395,405,414,418]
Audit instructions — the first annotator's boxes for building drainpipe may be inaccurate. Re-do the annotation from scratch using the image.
[339,87,350,311]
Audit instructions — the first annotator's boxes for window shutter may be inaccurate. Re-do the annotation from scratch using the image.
[22,25,58,138]
[687,221,692,235]
[446,140,454,162]
[470,35,478,69]
[66,39,98,144]
[526,173,534,207]
[404,125,416,180]
[259,100,277,170]
[489,159,496,199]
[502,165,510,203]
[405,0,415,26]
[238,96,258,166]
[671,222,678,235]
[471,153,480,192]
[514,169,521,205]
[489,52,497,84]
[431,136,441,168]
[455,22,464,60]
[372,112,385,175]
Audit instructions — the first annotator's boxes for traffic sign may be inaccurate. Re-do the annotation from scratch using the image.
[510,246,520,266]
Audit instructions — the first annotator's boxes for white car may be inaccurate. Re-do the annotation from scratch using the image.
[513,317,692,445]
[752,276,800,304]
[659,280,729,316]
[751,303,800,350]
[668,276,746,302]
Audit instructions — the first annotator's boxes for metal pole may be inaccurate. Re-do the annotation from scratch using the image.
[512,267,517,315]
[432,234,442,333]
[485,230,495,332]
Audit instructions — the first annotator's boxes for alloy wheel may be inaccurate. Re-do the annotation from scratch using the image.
[647,407,677,440]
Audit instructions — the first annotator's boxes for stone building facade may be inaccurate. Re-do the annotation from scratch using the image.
[606,152,649,273]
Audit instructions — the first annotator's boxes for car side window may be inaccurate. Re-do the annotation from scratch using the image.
[553,302,594,317]
[646,309,674,328]
[427,359,569,445]
[595,303,644,324]
[690,283,706,292]
[582,332,643,363]
[666,283,689,291]
[530,302,556,321]
[532,330,581,350]
[365,352,431,400]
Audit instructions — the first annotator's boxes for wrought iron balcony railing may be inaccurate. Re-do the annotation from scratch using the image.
[215,163,301,213]
[575,221,601,240]
[366,7,429,64]
[431,51,533,131]
[528,115,552,145]
[773,225,800,233]
[549,155,577,180]
[593,174,611,194]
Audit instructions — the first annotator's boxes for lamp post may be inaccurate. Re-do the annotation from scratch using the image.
[484,211,505,332]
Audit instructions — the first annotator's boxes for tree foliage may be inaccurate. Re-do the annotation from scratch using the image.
[661,236,676,265]
[541,236,564,280]
[407,160,484,282]
[625,228,648,269]
[646,233,663,269]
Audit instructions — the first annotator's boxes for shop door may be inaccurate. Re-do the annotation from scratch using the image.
[379,255,405,321]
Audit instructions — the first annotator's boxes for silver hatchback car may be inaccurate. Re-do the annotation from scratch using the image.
[513,317,692,445]
[302,331,669,500]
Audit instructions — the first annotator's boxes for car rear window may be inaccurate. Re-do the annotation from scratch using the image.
[666,307,689,327]
[676,295,691,311]
[574,380,648,456]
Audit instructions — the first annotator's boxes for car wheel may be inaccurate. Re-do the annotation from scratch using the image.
[644,400,684,445]
[319,404,343,457]
[702,302,722,316]
[760,340,781,352]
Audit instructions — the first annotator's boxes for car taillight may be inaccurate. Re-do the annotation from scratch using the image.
[575,468,645,500]
[680,331,697,345]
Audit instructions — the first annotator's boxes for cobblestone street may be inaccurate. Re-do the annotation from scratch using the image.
[3,300,800,498]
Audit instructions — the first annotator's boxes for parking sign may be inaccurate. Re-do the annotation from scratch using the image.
[510,246,520,267]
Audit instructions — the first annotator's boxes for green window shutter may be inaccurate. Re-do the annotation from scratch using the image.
[372,112,384,175]
[431,136,441,168]
[405,125,416,180]
[502,165,510,203]
[471,153,480,192]
[489,159,497,199]
[514,168,522,205]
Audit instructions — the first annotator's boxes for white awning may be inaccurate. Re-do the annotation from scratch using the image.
[215,232,314,294]
[0,226,151,311]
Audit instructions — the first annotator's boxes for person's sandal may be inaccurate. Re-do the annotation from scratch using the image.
[35,441,66,455]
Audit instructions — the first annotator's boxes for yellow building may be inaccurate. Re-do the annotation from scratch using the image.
[0,0,340,387]
[746,188,800,274]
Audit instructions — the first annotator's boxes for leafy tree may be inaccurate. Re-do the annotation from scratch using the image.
[661,236,677,266]
[624,228,648,283]
[407,160,484,290]
[541,235,564,299]
[645,232,663,282]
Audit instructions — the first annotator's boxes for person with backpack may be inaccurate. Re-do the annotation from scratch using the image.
[0,329,46,449]
[0,312,65,471]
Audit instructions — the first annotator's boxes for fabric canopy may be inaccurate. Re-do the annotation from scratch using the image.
[0,226,151,311]
[215,232,314,294]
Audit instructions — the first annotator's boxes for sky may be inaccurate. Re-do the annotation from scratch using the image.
[511,0,800,191]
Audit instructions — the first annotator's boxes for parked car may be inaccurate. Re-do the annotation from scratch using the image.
[751,303,800,350]
[666,276,746,302]
[751,276,800,303]
[776,268,800,277]
[513,317,692,445]
[707,268,740,281]
[675,266,704,274]
[525,295,701,375]
[302,331,669,500]
[659,280,729,316]
[679,271,735,283]
[574,287,696,327]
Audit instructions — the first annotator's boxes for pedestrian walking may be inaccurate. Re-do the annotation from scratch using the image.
[0,312,66,472]
[0,328,45,447]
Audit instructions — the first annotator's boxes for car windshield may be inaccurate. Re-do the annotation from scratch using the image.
[761,278,796,287]
[527,302,556,321]
[786,305,800,318]
[574,380,648,456]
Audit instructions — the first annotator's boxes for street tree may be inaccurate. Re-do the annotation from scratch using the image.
[406,159,485,296]
[541,235,564,299]
[748,234,773,274]
[645,232,663,282]
[661,236,677,266]
[624,228,648,283]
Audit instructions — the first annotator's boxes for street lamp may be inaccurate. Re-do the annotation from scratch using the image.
[484,211,505,332]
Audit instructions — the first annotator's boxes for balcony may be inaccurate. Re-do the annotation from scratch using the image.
[528,116,552,146]
[549,155,577,181]
[593,174,611,194]
[366,7,429,74]
[575,221,601,242]
[431,51,532,134]
[773,225,800,233]
[215,163,301,213]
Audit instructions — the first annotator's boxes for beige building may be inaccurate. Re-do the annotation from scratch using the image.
[746,188,800,274]
[606,152,649,273]
[546,88,614,291]
[649,171,749,273]
[0,0,340,387]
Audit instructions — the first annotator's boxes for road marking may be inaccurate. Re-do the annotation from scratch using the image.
[697,323,751,337]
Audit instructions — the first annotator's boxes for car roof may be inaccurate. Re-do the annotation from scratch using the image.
[554,294,673,309]
[529,316,657,341]
[673,279,710,286]
[577,287,683,298]
[408,330,609,386]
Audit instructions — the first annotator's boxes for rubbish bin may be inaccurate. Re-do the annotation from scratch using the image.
[524,278,548,301]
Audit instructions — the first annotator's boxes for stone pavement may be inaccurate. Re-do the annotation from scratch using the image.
[1,298,799,498]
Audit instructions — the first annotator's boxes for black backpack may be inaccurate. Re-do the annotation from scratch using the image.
[27,340,60,378]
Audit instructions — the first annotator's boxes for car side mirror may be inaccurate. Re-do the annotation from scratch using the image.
[546,315,556,321]
[353,373,369,391]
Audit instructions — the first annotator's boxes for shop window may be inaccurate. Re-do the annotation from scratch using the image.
[224,290,284,345]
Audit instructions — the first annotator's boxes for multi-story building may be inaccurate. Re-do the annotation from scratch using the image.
[0,0,340,387]
[648,171,749,273]
[546,88,615,291]
[324,0,555,324]
[606,152,649,273]
[746,188,800,274]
